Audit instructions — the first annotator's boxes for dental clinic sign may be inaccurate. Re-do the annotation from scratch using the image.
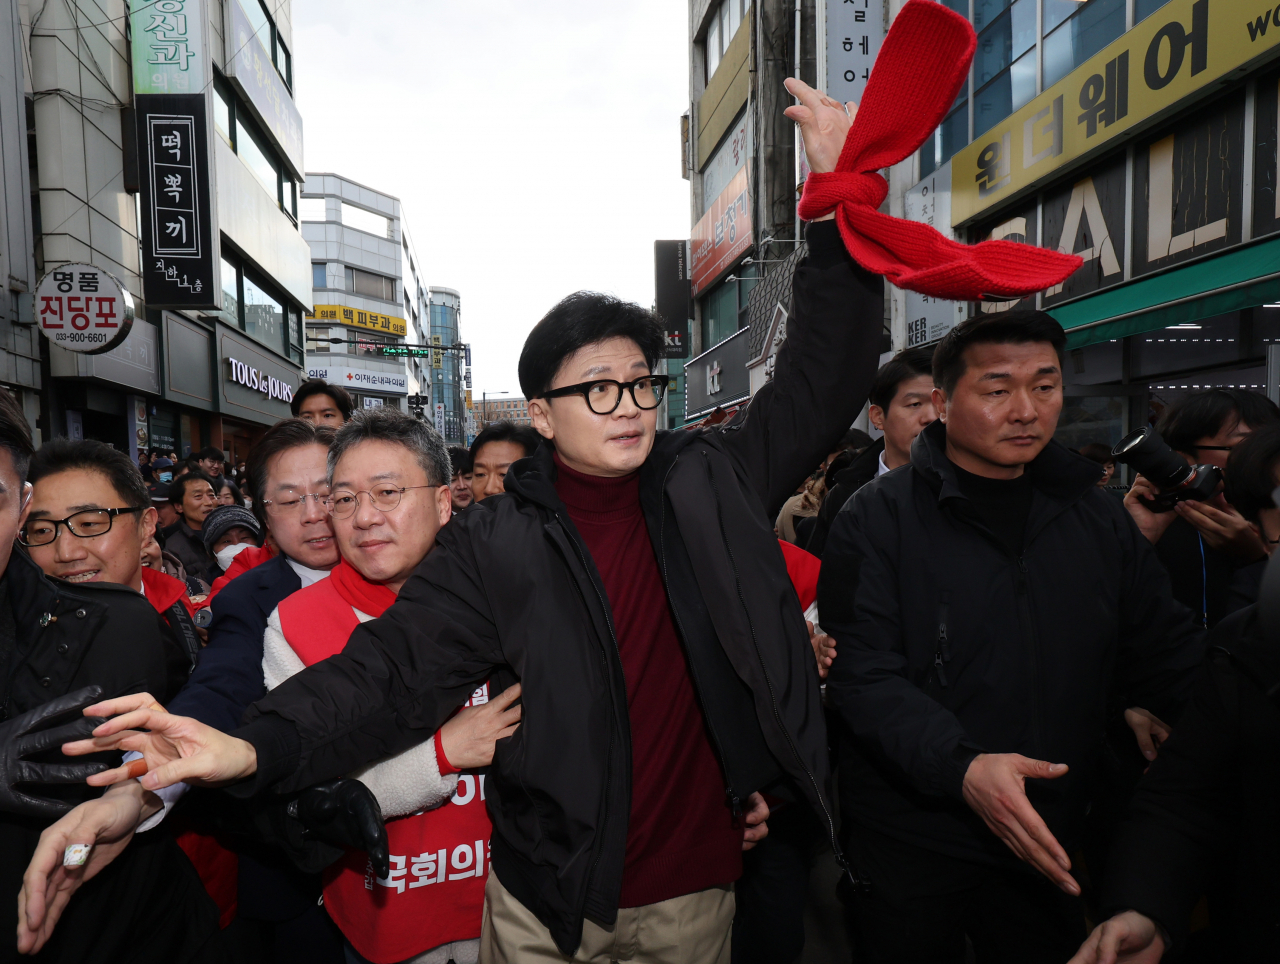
[227,357,295,403]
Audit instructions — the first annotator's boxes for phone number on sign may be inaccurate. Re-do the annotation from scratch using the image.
[47,331,109,346]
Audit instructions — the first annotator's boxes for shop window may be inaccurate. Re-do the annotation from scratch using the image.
[974,70,1012,136]
[1043,0,1125,88]
[345,266,396,302]
[312,263,326,289]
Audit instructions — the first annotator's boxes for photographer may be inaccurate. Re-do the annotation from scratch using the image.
[1124,389,1280,627]
[1069,423,1280,963]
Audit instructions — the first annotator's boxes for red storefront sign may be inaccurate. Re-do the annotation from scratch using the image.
[690,166,752,296]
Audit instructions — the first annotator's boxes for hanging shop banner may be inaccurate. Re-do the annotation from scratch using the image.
[691,166,752,296]
[1131,91,1245,276]
[654,240,691,359]
[309,304,407,337]
[951,0,1280,224]
[136,94,219,309]
[223,0,304,176]
[131,0,207,96]
[36,263,135,354]
[701,111,752,217]
[825,0,887,108]
[903,163,968,346]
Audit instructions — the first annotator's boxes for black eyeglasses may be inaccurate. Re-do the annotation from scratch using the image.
[20,507,145,547]
[537,376,667,415]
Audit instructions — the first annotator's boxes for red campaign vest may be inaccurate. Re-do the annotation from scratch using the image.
[277,574,491,964]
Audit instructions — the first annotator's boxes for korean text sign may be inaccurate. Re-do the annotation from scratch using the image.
[36,264,135,354]
[691,166,753,296]
[950,0,1280,224]
[310,304,408,338]
[131,0,206,96]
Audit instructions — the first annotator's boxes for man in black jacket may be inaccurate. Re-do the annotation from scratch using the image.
[805,346,935,558]
[819,311,1205,963]
[162,471,219,587]
[0,392,221,962]
[64,87,885,962]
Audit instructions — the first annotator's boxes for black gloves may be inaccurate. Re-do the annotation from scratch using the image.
[0,685,109,819]
[293,778,389,880]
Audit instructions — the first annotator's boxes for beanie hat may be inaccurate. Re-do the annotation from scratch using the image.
[201,504,262,552]
[795,0,1081,301]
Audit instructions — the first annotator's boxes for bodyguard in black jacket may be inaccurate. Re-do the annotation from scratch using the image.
[820,312,1205,962]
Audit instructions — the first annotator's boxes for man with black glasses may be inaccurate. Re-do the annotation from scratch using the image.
[52,89,889,962]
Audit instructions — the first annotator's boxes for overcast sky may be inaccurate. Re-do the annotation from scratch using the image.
[292,0,692,399]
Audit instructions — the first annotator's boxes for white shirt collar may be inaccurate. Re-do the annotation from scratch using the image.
[285,557,331,588]
[877,451,891,477]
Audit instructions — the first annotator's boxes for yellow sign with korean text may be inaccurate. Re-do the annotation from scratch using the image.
[308,304,407,338]
[951,0,1280,224]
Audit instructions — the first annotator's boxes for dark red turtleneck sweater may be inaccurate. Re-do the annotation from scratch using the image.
[553,455,742,906]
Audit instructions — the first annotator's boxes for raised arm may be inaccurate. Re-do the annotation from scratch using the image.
[719,81,885,519]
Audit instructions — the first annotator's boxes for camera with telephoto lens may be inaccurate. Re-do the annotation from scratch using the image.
[1111,425,1223,512]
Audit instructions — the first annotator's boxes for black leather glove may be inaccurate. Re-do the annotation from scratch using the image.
[292,778,389,879]
[0,685,109,819]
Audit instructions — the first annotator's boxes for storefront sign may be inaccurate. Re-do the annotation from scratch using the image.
[951,0,1280,224]
[310,304,407,337]
[825,0,886,108]
[36,263,135,354]
[684,326,751,419]
[691,166,752,296]
[223,0,304,175]
[228,356,295,403]
[305,361,409,395]
[654,240,691,358]
[434,403,446,434]
[701,112,752,216]
[903,165,967,346]
[136,94,218,309]
[1041,154,1128,305]
[131,0,207,96]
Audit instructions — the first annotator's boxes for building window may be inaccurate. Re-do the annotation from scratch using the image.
[1135,0,1174,22]
[243,273,284,349]
[1043,0,1125,88]
[221,257,240,323]
[298,196,326,222]
[215,78,296,220]
[705,0,747,83]
[340,202,391,238]
[288,306,304,363]
[241,0,291,89]
[700,263,757,348]
[344,266,396,302]
[312,263,326,289]
[222,253,298,359]
[309,326,331,353]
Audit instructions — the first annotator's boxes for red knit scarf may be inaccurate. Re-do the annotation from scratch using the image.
[327,558,397,618]
[797,0,1081,301]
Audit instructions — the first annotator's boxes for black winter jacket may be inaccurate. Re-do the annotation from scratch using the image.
[0,549,215,963]
[819,420,1206,865]
[231,221,885,954]
[1101,604,1280,954]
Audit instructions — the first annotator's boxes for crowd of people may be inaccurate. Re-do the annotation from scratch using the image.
[0,76,1275,964]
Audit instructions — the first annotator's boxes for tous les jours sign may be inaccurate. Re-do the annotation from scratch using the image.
[227,357,295,403]
[36,264,135,354]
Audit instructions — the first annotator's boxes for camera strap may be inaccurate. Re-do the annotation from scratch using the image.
[166,600,200,670]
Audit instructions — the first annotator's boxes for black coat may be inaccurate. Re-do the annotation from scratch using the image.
[802,437,883,559]
[0,549,217,963]
[819,420,1206,865]
[1101,604,1280,955]
[162,519,216,588]
[230,220,885,954]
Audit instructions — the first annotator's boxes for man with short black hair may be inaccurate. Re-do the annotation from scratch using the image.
[165,471,219,587]
[468,420,541,502]
[448,445,474,512]
[291,379,353,426]
[820,310,1206,962]
[195,446,227,484]
[805,346,936,557]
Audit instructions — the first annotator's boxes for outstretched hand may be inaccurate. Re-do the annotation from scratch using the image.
[18,781,160,955]
[962,753,1079,895]
[62,692,258,792]
[783,77,856,176]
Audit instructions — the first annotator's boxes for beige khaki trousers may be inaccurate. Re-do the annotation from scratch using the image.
[478,871,734,964]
